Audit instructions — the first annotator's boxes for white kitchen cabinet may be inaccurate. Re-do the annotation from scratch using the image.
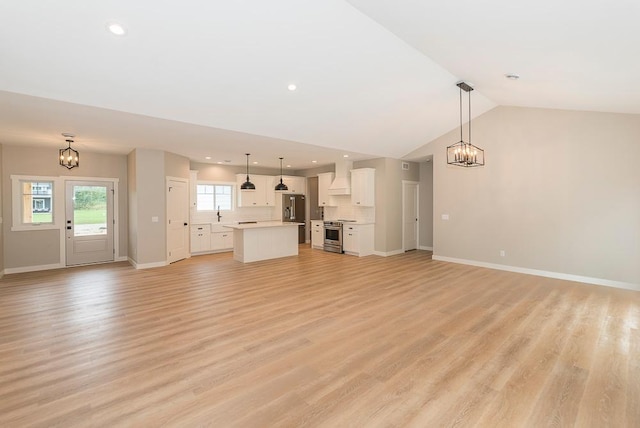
[317,172,336,207]
[211,230,234,251]
[280,176,307,194]
[191,224,211,253]
[350,168,375,207]
[236,174,276,207]
[311,220,324,249]
[343,224,374,256]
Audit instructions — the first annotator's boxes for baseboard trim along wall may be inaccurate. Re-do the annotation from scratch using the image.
[432,255,640,292]
[419,246,433,251]
[128,258,168,270]
[5,257,131,275]
[373,249,405,257]
[4,263,64,275]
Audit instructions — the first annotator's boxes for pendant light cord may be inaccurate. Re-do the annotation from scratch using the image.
[459,87,463,142]
[468,87,472,144]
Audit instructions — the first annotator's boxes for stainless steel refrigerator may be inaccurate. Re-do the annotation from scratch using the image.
[282,194,306,244]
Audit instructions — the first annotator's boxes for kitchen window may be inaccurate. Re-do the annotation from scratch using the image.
[196,183,233,211]
[11,175,60,231]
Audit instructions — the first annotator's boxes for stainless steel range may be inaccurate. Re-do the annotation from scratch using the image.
[323,221,343,253]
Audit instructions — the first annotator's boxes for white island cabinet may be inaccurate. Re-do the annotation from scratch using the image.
[225,221,302,263]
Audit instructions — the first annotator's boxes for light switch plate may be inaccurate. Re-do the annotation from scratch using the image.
[151,216,159,223]
[441,214,449,220]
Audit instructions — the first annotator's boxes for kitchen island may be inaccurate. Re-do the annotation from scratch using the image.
[224,221,303,263]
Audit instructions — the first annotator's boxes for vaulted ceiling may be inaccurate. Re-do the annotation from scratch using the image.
[0,1,637,169]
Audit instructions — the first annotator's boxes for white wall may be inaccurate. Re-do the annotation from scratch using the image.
[412,106,640,287]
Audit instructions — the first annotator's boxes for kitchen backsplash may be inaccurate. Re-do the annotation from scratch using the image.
[190,194,375,225]
[191,206,279,225]
[324,195,375,223]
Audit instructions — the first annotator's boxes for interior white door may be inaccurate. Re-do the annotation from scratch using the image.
[167,178,189,263]
[65,181,114,266]
[403,182,419,251]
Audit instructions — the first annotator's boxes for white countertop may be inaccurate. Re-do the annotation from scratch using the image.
[224,221,304,230]
[322,220,375,225]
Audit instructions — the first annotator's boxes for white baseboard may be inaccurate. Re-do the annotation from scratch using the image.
[128,258,167,270]
[373,249,405,257]
[419,246,433,251]
[432,255,640,292]
[4,263,65,275]
[115,256,128,262]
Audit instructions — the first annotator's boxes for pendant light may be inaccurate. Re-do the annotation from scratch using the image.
[240,153,255,190]
[275,157,288,191]
[59,133,79,169]
[446,82,485,167]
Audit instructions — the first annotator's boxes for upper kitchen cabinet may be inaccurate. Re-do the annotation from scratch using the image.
[317,172,336,207]
[350,168,375,207]
[280,176,306,194]
[236,174,276,207]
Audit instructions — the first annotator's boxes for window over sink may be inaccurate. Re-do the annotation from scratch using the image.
[196,182,233,211]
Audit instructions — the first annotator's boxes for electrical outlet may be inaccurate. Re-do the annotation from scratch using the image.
[500,250,506,257]
[441,214,450,220]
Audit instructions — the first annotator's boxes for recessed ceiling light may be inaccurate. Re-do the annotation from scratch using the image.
[217,161,223,164]
[253,161,258,164]
[205,156,211,160]
[287,165,291,168]
[107,22,127,36]
[311,160,317,163]
[287,84,297,91]
[343,154,349,158]
[505,73,520,80]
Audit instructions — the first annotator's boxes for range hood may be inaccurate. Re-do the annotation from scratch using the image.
[328,160,352,195]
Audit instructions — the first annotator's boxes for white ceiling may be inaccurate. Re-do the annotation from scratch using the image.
[0,0,637,168]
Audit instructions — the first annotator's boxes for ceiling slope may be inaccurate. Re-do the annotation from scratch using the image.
[346,0,640,114]
[0,0,498,166]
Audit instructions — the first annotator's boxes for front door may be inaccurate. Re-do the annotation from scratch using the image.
[65,181,114,266]
[167,178,189,263]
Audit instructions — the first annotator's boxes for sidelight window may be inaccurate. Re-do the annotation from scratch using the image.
[11,175,60,231]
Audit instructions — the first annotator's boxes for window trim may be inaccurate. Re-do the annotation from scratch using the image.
[11,175,62,231]
[195,180,235,212]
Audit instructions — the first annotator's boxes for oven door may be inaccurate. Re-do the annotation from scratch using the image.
[324,225,343,252]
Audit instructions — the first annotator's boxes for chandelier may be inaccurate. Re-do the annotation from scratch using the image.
[59,133,79,169]
[447,82,485,167]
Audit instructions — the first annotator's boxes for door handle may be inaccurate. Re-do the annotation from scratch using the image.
[66,226,72,230]
[184,222,188,226]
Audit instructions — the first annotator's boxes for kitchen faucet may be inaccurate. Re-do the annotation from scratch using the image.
[217,206,222,222]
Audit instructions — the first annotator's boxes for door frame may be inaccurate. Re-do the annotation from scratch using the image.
[60,176,121,267]
[166,176,190,263]
[402,180,419,252]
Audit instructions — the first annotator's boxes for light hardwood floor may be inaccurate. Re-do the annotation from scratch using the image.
[0,247,638,427]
